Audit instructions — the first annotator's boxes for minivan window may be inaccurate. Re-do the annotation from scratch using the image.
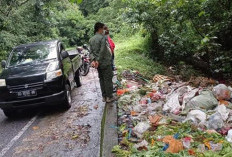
[8,44,57,67]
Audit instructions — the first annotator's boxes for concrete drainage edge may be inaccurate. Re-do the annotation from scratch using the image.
[100,102,118,157]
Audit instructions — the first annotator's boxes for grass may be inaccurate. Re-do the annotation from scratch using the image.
[66,46,76,51]
[114,34,166,79]
[100,104,107,157]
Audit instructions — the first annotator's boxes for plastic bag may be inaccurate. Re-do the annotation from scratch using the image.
[197,144,206,153]
[118,94,141,108]
[207,112,224,130]
[133,104,143,113]
[182,88,199,110]
[216,105,230,121]
[226,129,232,143]
[146,102,163,112]
[162,135,184,153]
[209,142,223,151]
[117,89,129,96]
[182,137,192,149]
[183,110,206,126]
[213,84,231,100]
[163,86,188,113]
[133,122,150,138]
[118,95,132,109]
[133,140,148,150]
[185,90,218,111]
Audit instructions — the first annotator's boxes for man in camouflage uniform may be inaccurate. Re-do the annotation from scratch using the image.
[89,22,114,103]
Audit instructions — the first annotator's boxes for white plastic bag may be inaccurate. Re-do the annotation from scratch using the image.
[134,140,149,150]
[216,105,230,121]
[182,88,199,110]
[183,110,206,126]
[133,122,150,138]
[226,129,232,143]
[207,112,224,130]
[163,86,188,113]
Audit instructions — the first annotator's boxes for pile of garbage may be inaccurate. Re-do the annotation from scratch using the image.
[112,70,232,157]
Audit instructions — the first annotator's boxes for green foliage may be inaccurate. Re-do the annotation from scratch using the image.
[122,0,232,78]
[1,0,232,78]
[79,0,110,16]
[69,0,82,4]
[0,0,90,61]
[115,34,166,79]
[87,0,135,37]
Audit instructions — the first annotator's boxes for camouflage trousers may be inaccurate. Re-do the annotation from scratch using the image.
[97,66,113,98]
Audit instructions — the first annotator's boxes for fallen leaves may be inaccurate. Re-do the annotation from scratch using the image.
[94,105,98,110]
[72,135,79,139]
[32,126,39,130]
[71,105,89,117]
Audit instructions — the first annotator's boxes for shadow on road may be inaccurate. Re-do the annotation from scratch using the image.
[1,104,68,122]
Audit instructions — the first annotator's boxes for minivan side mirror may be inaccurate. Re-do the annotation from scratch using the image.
[1,60,6,69]
[61,51,69,59]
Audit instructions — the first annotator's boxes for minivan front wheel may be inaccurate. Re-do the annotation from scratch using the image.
[3,109,16,118]
[63,84,72,109]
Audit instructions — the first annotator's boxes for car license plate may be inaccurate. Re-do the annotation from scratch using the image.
[17,90,37,97]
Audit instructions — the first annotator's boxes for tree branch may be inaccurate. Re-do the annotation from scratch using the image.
[18,0,30,6]
[187,5,204,38]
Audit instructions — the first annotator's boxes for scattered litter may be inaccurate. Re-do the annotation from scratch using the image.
[113,71,232,157]
[183,110,206,126]
[207,112,224,130]
[133,140,148,150]
[188,149,196,155]
[148,115,162,125]
[153,74,173,83]
[182,88,199,110]
[189,76,216,87]
[133,122,150,138]
[216,105,230,121]
[163,86,188,113]
[197,144,206,153]
[182,137,192,149]
[218,127,231,135]
[213,84,231,100]
[117,89,129,96]
[226,129,232,143]
[210,142,223,151]
[130,111,139,116]
[185,90,218,111]
[162,135,184,153]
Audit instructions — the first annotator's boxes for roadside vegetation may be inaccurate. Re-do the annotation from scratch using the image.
[0,0,231,79]
[114,34,166,79]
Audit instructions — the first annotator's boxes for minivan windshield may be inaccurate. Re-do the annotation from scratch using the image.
[8,44,57,67]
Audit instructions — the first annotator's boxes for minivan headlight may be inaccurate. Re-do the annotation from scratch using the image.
[0,79,6,87]
[46,69,63,81]
[46,61,59,72]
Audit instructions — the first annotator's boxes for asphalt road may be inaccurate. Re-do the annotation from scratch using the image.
[0,109,29,151]
[0,108,39,157]
[0,69,104,157]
